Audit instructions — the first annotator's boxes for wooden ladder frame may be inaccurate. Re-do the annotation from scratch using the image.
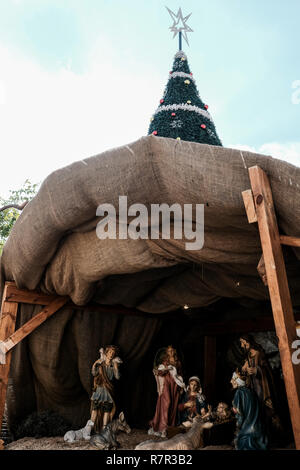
[242,165,300,449]
[0,283,68,435]
[0,164,299,449]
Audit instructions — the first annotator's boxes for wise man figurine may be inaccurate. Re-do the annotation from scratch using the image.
[231,370,268,450]
[90,345,122,432]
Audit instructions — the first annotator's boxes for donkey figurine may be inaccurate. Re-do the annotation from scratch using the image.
[89,412,131,450]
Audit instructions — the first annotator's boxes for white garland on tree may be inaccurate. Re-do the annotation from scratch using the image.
[169,71,195,82]
[154,103,212,121]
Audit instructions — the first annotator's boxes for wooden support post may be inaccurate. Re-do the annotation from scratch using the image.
[248,165,300,449]
[0,284,18,432]
[203,335,216,403]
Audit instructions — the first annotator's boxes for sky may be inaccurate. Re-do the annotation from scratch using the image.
[0,0,299,198]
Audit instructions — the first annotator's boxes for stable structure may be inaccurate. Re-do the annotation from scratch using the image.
[0,163,299,448]
[242,166,300,448]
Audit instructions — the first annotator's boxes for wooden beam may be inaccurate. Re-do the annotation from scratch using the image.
[0,284,18,433]
[242,189,257,223]
[280,235,300,248]
[203,336,216,403]
[4,282,59,306]
[248,165,300,449]
[0,296,68,355]
[3,282,180,320]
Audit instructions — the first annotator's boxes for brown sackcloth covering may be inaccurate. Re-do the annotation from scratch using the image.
[0,135,299,429]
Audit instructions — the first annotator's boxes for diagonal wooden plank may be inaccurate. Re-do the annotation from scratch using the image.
[248,165,300,450]
[0,296,68,355]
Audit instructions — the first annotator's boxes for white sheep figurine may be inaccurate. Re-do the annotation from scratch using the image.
[64,419,94,443]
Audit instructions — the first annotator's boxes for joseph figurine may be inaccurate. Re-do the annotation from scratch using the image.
[90,345,122,432]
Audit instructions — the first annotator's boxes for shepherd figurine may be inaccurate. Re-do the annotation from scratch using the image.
[90,345,122,433]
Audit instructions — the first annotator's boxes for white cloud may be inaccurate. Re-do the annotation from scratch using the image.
[0,39,299,201]
[0,40,163,198]
[229,142,300,168]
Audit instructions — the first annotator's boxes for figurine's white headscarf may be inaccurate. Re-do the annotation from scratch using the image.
[189,376,201,385]
[232,371,246,387]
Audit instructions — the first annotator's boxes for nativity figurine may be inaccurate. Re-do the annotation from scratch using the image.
[90,345,122,433]
[211,402,233,424]
[231,370,268,450]
[178,376,208,428]
[239,333,283,440]
[148,345,185,437]
[239,334,277,408]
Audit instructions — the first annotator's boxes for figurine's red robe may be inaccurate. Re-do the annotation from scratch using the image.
[149,367,182,432]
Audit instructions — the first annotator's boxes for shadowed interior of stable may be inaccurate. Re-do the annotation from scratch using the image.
[1,293,297,448]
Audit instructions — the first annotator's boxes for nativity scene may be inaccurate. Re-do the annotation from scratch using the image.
[0,5,299,454]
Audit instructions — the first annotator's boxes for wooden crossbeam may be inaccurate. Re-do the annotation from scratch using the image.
[3,282,59,306]
[2,282,182,320]
[0,297,68,356]
[246,165,300,450]
[280,235,300,248]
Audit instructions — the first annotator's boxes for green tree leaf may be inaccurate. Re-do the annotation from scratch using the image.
[0,180,38,253]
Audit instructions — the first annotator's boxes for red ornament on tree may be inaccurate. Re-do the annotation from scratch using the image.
[201,124,206,129]
[171,112,176,116]
[204,104,209,109]
[160,99,164,104]
[152,130,158,135]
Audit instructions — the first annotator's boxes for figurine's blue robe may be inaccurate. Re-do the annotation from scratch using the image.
[233,386,268,450]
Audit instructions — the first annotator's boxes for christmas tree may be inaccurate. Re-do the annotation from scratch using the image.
[148,50,222,146]
[148,7,222,146]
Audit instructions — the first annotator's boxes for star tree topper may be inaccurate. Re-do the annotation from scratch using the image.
[166,6,193,49]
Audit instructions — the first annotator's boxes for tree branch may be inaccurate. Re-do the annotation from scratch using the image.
[0,201,28,213]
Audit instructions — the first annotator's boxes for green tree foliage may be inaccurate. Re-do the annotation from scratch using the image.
[148,50,222,146]
[0,180,38,253]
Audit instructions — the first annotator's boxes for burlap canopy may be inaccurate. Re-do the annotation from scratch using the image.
[1,135,299,430]
[1,135,300,310]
